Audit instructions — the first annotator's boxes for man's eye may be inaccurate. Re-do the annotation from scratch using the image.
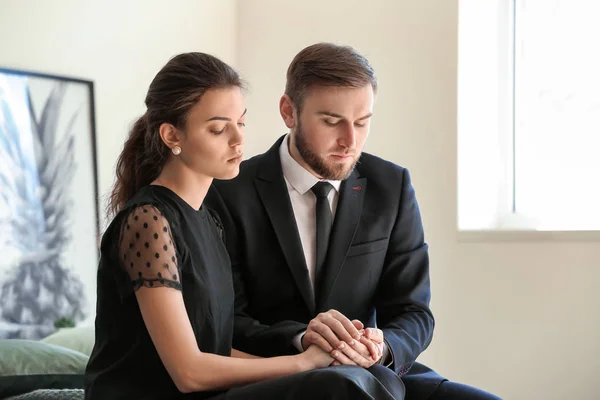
[324,120,339,126]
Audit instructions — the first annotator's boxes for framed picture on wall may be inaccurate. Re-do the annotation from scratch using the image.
[0,67,99,339]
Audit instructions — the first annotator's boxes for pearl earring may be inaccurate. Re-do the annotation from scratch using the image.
[172,146,181,155]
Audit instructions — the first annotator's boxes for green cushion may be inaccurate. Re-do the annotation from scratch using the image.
[40,326,95,357]
[0,339,89,398]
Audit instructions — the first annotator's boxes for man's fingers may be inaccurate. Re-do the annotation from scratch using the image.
[330,348,358,366]
[366,327,384,343]
[351,319,364,330]
[311,321,343,349]
[304,331,333,352]
[325,316,356,345]
[310,312,370,352]
[347,338,371,358]
[328,310,361,340]
[336,314,362,340]
[359,336,381,361]
[337,343,374,368]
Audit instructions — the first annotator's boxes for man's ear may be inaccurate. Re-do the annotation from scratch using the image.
[159,122,182,150]
[279,94,297,129]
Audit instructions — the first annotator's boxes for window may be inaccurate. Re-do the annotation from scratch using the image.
[458,0,600,233]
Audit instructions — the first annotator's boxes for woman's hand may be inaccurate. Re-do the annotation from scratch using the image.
[299,344,334,370]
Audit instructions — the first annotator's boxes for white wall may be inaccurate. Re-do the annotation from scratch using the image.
[0,0,238,219]
[236,1,600,399]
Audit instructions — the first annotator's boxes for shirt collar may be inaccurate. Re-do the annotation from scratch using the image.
[279,134,342,195]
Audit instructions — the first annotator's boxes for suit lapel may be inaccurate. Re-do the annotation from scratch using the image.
[317,169,366,310]
[254,138,316,315]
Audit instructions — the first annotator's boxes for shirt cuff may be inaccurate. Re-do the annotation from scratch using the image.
[293,330,306,353]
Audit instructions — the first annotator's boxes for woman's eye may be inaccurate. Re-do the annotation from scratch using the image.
[355,122,366,128]
[237,122,246,128]
[210,127,226,135]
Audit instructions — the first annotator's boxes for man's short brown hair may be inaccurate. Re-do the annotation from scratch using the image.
[285,42,378,110]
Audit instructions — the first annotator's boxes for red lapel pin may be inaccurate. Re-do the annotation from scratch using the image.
[352,186,362,191]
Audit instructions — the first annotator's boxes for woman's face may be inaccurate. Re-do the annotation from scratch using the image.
[177,86,246,180]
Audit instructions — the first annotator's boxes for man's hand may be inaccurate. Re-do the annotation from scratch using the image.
[364,327,385,359]
[330,326,386,367]
[302,311,385,368]
[302,309,362,352]
[330,336,382,368]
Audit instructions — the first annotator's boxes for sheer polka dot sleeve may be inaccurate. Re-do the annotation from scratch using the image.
[118,205,181,292]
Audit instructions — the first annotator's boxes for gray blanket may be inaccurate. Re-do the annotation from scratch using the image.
[5,389,84,400]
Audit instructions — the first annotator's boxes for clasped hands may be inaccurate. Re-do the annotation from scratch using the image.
[302,309,385,368]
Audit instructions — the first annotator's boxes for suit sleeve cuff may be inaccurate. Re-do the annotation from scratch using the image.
[379,339,394,368]
[293,330,306,353]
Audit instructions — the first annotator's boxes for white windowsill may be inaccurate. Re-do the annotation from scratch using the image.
[457,229,600,243]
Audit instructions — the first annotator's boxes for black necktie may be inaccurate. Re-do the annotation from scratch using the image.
[311,181,333,293]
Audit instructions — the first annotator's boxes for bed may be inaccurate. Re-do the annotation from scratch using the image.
[0,326,93,399]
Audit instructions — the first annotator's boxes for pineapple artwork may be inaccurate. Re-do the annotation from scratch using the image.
[0,69,99,339]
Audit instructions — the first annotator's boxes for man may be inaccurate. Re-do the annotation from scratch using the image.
[206,43,500,400]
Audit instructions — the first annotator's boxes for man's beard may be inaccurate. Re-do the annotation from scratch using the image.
[294,120,359,180]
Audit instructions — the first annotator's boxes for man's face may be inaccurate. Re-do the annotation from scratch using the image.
[290,85,374,180]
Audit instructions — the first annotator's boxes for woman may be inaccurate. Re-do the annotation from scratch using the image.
[84,52,400,399]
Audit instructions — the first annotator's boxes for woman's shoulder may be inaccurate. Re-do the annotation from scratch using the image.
[101,186,181,244]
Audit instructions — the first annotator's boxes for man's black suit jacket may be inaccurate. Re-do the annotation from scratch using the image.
[205,136,445,397]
